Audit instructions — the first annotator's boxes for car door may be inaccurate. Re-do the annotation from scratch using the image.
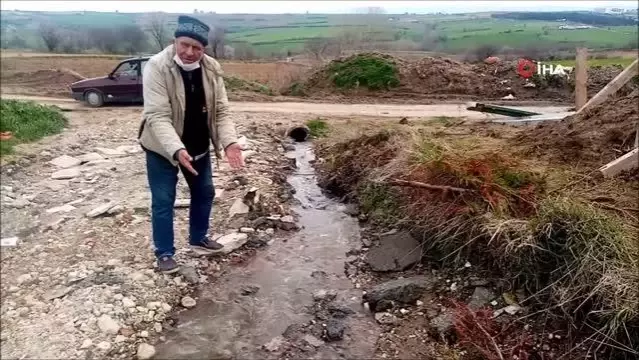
[104,60,141,102]
[138,59,148,103]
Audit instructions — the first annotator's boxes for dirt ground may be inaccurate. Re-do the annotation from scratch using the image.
[0,103,316,359]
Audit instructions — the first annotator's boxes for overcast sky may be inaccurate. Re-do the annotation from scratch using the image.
[1,1,637,14]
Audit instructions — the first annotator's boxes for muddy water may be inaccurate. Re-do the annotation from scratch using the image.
[155,142,379,359]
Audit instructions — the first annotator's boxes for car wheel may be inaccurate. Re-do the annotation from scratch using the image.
[85,90,104,107]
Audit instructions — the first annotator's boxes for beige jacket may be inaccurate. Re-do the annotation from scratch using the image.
[138,44,237,166]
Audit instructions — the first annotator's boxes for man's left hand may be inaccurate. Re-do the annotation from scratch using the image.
[225,143,244,169]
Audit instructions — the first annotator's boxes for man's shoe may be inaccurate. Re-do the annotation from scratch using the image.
[190,237,224,256]
[158,256,180,274]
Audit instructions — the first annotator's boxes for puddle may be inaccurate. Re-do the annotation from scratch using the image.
[155,142,379,359]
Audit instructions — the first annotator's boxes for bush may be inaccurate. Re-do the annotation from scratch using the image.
[328,54,400,91]
[305,118,329,138]
[0,100,67,155]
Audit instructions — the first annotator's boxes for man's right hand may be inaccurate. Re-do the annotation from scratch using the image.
[175,149,198,176]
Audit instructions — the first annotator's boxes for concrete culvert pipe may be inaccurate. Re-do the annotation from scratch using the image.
[286,125,311,142]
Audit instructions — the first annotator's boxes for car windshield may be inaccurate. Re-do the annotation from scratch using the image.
[113,61,138,77]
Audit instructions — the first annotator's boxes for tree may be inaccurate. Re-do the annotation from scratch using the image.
[146,13,169,52]
[207,26,226,59]
[38,23,61,52]
[118,25,148,54]
[89,28,120,54]
[305,38,330,61]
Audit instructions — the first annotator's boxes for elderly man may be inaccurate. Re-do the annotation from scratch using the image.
[138,15,243,273]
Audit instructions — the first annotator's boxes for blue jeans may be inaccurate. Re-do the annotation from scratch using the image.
[145,149,214,259]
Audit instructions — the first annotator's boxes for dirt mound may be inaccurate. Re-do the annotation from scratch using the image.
[515,90,639,167]
[1,69,85,97]
[302,53,630,102]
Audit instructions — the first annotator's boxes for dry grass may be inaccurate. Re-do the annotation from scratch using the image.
[315,120,639,356]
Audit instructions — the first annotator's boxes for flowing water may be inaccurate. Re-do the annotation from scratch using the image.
[156,142,379,359]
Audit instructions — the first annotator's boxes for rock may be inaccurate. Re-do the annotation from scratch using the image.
[140,330,149,338]
[46,204,76,214]
[160,303,172,312]
[430,311,455,339]
[44,286,74,301]
[468,287,496,310]
[146,302,161,310]
[119,327,135,337]
[215,233,249,254]
[240,285,260,296]
[375,299,395,312]
[136,343,156,360]
[7,197,30,208]
[365,231,422,272]
[115,335,127,343]
[313,289,337,302]
[1,236,18,247]
[50,155,82,168]
[96,147,127,157]
[16,273,33,285]
[181,296,196,308]
[86,201,118,218]
[263,336,285,352]
[399,117,409,125]
[154,322,163,333]
[503,305,522,315]
[327,303,355,318]
[115,145,141,154]
[502,94,516,100]
[399,308,409,315]
[524,82,537,88]
[374,312,398,325]
[51,168,81,180]
[325,319,345,341]
[303,334,324,347]
[178,266,199,284]
[129,272,148,282]
[80,339,93,349]
[77,152,104,163]
[239,227,255,234]
[121,297,136,308]
[97,341,112,351]
[97,315,121,334]
[228,198,250,218]
[363,276,434,311]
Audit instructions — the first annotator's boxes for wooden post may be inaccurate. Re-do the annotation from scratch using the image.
[575,48,588,110]
[577,58,638,115]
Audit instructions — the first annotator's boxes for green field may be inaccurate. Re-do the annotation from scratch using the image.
[1,11,637,58]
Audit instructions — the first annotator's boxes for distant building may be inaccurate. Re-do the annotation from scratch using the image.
[558,25,594,30]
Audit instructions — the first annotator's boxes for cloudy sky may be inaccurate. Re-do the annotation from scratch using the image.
[1,1,637,14]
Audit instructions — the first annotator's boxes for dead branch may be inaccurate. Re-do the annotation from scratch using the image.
[389,179,471,193]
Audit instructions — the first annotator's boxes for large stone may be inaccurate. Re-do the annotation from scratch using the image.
[468,287,496,310]
[325,319,345,341]
[77,152,104,163]
[51,168,81,180]
[97,314,121,334]
[95,147,127,157]
[215,233,249,254]
[136,343,156,360]
[365,231,423,272]
[50,155,82,169]
[363,276,434,312]
[430,311,455,339]
[228,198,249,218]
[46,204,76,214]
[86,201,118,218]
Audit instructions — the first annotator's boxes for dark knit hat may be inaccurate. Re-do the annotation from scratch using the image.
[174,15,209,47]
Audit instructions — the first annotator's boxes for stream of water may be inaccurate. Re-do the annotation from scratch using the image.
[155,142,378,359]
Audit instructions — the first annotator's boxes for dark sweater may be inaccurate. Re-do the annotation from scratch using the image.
[179,67,210,156]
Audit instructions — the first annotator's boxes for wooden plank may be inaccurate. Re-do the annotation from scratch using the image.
[490,112,575,125]
[575,48,588,110]
[577,58,638,115]
[599,148,638,178]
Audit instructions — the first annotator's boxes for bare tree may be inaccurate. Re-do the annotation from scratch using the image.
[233,43,256,60]
[89,28,120,54]
[38,23,61,52]
[305,38,330,61]
[119,25,148,54]
[146,13,169,51]
[207,26,226,59]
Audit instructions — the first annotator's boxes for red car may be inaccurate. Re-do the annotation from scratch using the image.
[70,56,150,107]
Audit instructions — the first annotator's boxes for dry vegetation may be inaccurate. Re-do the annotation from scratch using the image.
[313,109,638,358]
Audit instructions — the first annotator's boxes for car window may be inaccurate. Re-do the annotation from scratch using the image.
[113,61,138,77]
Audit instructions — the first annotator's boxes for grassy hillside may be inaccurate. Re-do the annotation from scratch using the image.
[1,11,637,57]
